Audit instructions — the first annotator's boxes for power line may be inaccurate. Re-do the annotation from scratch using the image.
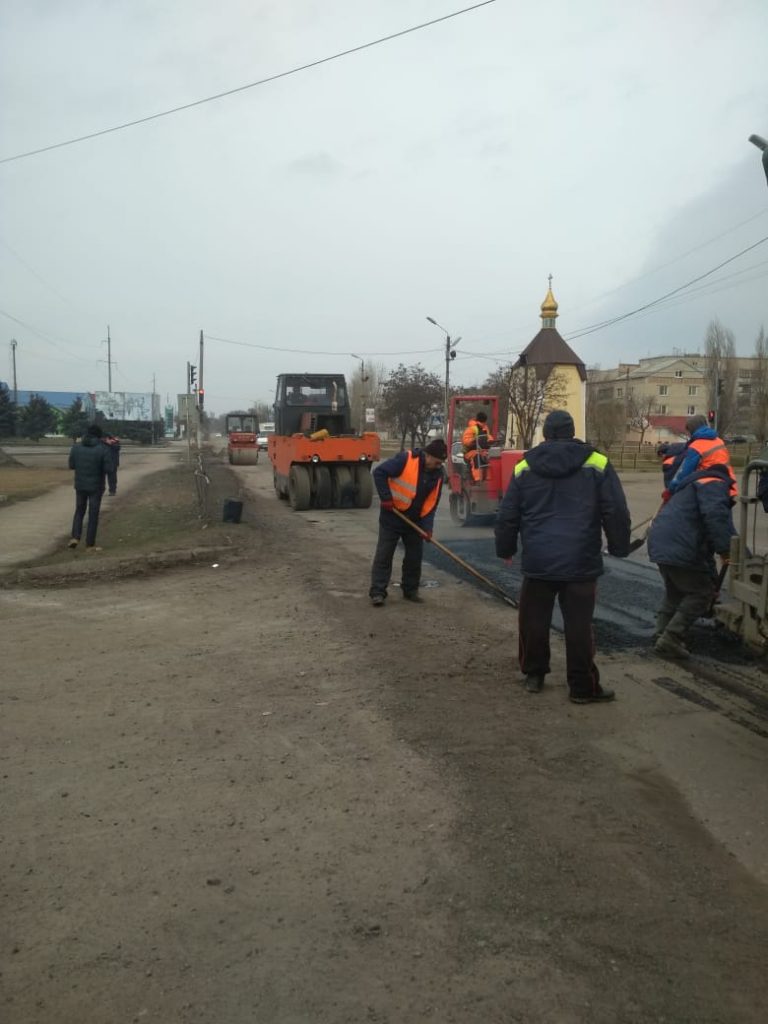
[205,333,443,357]
[0,307,95,363]
[0,1,497,165]
[566,208,768,316]
[564,234,768,342]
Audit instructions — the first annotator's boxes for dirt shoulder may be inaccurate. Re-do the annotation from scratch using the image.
[1,455,767,1024]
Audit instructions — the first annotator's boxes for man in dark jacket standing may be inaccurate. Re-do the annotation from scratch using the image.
[369,439,447,606]
[495,410,631,703]
[67,424,112,552]
[647,463,735,659]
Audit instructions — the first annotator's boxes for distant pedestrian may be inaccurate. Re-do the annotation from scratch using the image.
[369,439,447,606]
[102,434,121,496]
[67,424,111,552]
[495,410,631,703]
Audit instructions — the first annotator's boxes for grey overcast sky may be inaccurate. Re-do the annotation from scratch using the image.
[1,0,766,414]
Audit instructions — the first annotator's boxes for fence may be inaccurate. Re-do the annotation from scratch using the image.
[604,442,765,472]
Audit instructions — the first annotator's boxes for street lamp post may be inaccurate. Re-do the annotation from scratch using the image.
[350,353,369,434]
[426,317,461,438]
[748,134,768,187]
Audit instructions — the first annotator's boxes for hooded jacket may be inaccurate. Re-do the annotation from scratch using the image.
[647,464,735,573]
[495,438,631,580]
[669,426,737,496]
[68,435,111,493]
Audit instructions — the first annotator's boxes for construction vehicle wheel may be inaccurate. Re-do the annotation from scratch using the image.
[289,465,311,511]
[274,470,288,500]
[331,466,354,507]
[313,465,332,508]
[354,465,373,508]
[449,489,475,526]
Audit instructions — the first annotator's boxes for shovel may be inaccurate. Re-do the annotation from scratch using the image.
[392,508,518,608]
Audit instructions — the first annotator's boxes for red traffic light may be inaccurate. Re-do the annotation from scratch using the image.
[707,410,715,423]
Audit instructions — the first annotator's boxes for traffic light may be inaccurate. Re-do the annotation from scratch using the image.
[708,409,716,425]
[189,364,197,388]
[717,377,725,396]
[198,388,204,411]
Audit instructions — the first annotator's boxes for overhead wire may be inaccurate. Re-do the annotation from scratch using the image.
[0,307,96,364]
[205,333,443,357]
[0,1,497,165]
[563,234,768,342]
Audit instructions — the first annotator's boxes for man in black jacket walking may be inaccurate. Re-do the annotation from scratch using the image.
[495,410,631,703]
[67,424,112,551]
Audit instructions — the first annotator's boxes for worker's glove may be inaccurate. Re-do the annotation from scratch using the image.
[423,531,432,543]
[718,553,730,564]
[380,499,394,511]
[661,489,672,503]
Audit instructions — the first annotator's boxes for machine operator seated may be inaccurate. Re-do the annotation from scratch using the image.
[462,411,493,482]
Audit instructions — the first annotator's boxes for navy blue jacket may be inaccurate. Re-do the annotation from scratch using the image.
[656,441,686,488]
[68,436,111,493]
[647,464,735,573]
[495,438,631,580]
[373,449,443,533]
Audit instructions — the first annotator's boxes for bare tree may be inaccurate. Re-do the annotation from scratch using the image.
[502,361,569,448]
[348,360,387,431]
[380,364,443,449]
[586,397,625,451]
[626,392,658,447]
[752,325,768,442]
[704,318,738,434]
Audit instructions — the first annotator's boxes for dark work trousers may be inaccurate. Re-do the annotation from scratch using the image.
[656,564,715,639]
[369,514,424,599]
[72,490,103,547]
[518,577,601,698]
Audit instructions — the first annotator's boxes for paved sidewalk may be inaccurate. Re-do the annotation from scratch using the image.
[0,448,177,569]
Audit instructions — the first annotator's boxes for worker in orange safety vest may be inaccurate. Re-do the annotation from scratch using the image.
[462,411,494,482]
[668,414,737,501]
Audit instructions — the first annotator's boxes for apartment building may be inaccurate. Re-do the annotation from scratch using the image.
[588,354,761,442]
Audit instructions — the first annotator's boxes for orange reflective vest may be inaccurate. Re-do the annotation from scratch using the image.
[388,451,441,519]
[688,437,738,497]
[462,419,493,451]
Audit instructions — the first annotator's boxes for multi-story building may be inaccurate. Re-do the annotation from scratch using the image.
[588,354,762,442]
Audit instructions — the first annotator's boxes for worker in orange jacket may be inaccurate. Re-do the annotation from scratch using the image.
[462,411,493,482]
[668,415,737,500]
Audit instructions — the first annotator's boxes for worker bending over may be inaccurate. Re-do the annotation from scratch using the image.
[369,439,447,607]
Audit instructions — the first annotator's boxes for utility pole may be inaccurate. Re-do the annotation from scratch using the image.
[10,338,18,405]
[151,373,156,445]
[426,317,461,437]
[350,353,369,434]
[186,361,192,462]
[197,329,204,450]
[106,325,112,392]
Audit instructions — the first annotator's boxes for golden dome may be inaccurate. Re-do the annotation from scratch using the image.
[540,276,558,320]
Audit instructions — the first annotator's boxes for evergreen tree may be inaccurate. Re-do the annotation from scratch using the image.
[0,382,17,437]
[60,397,91,440]
[18,394,58,441]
